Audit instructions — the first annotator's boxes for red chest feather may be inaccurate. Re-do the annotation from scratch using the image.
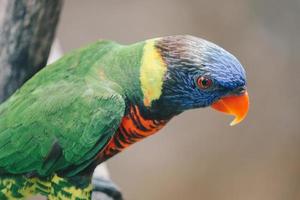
[97,106,167,161]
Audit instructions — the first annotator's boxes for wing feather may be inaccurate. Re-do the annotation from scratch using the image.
[0,79,125,176]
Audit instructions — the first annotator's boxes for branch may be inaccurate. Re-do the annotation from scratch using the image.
[0,0,63,102]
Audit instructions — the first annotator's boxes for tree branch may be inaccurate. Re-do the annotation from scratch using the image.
[0,0,63,102]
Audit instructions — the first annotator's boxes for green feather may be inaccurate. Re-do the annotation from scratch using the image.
[0,39,148,198]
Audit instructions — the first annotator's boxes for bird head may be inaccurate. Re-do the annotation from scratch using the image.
[140,35,249,125]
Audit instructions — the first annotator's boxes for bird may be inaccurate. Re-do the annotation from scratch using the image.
[0,35,249,199]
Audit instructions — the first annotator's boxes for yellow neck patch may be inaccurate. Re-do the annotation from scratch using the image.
[140,39,167,106]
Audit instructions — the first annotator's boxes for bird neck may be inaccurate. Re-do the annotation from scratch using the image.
[115,39,180,121]
[138,39,167,107]
[96,39,168,111]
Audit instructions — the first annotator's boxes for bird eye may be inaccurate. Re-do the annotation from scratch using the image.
[197,76,213,89]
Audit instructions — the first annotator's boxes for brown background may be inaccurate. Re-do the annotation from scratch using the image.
[56,0,300,200]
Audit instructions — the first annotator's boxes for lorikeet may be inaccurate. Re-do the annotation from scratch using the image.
[0,35,249,199]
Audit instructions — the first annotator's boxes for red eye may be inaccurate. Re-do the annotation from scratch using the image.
[197,76,213,89]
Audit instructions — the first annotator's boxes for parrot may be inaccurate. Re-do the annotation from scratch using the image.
[0,35,249,199]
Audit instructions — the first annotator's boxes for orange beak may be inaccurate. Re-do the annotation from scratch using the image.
[211,91,249,126]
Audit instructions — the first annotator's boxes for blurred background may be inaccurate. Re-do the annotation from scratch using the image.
[2,0,300,199]
[56,0,300,200]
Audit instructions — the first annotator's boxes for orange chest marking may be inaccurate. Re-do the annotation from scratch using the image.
[97,106,167,161]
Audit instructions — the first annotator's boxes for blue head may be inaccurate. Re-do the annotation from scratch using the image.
[148,35,247,119]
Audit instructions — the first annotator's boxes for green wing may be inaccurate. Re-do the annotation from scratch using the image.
[0,78,125,177]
